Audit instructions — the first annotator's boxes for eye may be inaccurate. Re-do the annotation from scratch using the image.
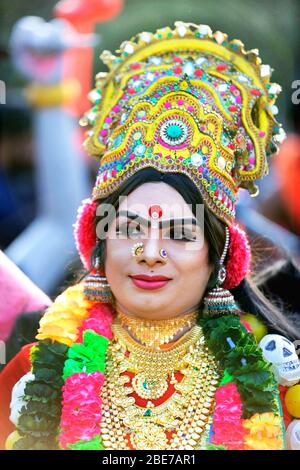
[116,223,144,238]
[167,227,197,241]
[129,224,143,237]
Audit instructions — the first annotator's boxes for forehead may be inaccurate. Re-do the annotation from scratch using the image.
[118,182,195,218]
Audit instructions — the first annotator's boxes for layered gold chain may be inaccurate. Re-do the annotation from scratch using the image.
[116,308,198,349]
[100,321,221,450]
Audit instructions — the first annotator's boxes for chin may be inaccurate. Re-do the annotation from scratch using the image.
[133,299,172,316]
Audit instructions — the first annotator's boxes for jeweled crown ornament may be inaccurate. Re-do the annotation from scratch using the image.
[80,22,284,225]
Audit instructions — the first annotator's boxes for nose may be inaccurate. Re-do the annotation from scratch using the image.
[137,237,167,267]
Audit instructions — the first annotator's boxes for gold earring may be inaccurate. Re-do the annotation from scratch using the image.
[203,227,239,317]
[83,251,114,303]
[83,271,114,303]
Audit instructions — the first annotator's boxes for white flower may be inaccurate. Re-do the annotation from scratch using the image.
[10,372,35,425]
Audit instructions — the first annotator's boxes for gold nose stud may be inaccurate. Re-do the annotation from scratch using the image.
[131,242,144,257]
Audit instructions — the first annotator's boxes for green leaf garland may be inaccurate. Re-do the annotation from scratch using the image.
[199,314,279,418]
[13,340,69,450]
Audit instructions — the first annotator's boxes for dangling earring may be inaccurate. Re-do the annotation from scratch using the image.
[203,227,240,318]
[83,243,114,304]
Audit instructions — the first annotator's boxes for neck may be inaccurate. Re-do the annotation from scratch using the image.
[114,306,199,349]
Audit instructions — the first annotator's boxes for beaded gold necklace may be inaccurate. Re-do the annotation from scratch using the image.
[100,321,221,450]
[116,308,199,349]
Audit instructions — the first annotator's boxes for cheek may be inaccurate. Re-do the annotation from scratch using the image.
[105,239,131,277]
[105,240,119,268]
[171,242,212,280]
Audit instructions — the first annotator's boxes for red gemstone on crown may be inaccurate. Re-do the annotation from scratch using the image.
[216,63,227,71]
[173,66,182,74]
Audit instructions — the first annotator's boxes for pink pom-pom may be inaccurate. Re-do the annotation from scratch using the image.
[223,223,251,289]
[73,198,97,270]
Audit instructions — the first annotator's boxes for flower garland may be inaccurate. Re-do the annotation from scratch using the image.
[210,371,284,450]
[58,302,112,449]
[60,330,109,449]
[200,314,285,449]
[199,314,279,417]
[12,284,286,450]
[243,412,284,450]
[11,285,113,450]
[60,370,105,449]
[13,340,68,450]
[211,377,246,449]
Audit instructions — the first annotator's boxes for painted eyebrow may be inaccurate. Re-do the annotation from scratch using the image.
[115,210,199,229]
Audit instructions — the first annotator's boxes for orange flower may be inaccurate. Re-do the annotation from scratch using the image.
[242,412,284,450]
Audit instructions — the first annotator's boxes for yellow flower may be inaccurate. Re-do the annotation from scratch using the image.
[36,284,92,346]
[243,412,284,450]
[5,431,22,450]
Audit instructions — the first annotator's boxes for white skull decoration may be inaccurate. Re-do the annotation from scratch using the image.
[259,334,300,386]
[286,420,300,450]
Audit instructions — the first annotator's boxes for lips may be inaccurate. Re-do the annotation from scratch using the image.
[130,275,171,281]
[129,274,171,290]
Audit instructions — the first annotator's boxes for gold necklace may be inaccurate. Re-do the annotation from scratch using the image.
[116,308,198,349]
[113,320,203,373]
[100,321,221,450]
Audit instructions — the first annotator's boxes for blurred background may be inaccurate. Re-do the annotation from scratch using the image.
[0,0,300,351]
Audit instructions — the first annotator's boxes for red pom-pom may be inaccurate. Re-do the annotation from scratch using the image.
[223,223,251,289]
[73,198,97,270]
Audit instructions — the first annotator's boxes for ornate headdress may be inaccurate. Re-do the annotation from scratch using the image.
[74,22,284,288]
[80,21,284,226]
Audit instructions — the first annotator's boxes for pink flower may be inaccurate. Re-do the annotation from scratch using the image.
[77,303,114,342]
[59,372,105,448]
[211,382,246,450]
[240,319,253,333]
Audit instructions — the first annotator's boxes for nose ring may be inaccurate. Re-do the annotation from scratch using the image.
[131,242,144,257]
[131,242,168,260]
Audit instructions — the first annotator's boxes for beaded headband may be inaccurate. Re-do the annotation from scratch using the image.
[80,22,284,225]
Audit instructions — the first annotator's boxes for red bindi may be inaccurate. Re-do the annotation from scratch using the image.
[148,205,163,220]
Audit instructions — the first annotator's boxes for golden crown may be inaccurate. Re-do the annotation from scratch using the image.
[80,22,284,225]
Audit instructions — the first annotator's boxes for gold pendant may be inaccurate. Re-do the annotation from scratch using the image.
[131,422,168,450]
[131,373,168,400]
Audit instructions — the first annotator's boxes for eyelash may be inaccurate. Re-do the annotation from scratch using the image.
[169,227,197,242]
[116,224,197,241]
[116,224,142,237]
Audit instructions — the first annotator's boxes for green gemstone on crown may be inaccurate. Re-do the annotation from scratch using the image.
[166,125,183,139]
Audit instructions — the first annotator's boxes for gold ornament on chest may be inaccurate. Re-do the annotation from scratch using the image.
[100,322,221,450]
